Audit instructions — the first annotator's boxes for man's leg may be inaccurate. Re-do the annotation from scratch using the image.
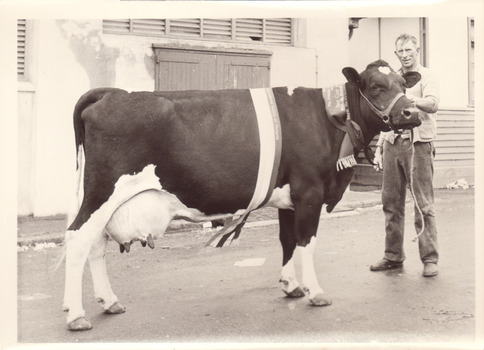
[411,142,439,269]
[371,138,408,271]
[382,139,408,262]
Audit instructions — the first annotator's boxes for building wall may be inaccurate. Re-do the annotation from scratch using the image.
[17,16,475,216]
[19,18,351,216]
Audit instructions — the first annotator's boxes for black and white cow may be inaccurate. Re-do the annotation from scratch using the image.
[63,60,421,330]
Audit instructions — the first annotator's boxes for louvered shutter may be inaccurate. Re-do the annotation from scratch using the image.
[133,19,166,35]
[103,19,131,33]
[18,19,27,78]
[102,18,293,45]
[169,19,201,37]
[236,19,263,42]
[265,19,292,44]
[203,19,233,40]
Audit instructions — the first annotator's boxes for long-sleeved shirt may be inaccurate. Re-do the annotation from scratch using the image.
[377,64,440,146]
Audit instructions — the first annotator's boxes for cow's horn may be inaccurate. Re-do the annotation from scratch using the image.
[147,234,155,249]
[123,242,131,253]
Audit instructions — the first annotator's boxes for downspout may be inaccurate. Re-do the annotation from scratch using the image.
[378,18,382,60]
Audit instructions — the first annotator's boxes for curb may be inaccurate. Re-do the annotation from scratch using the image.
[17,198,382,249]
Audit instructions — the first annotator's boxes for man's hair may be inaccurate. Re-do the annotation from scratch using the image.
[395,33,418,47]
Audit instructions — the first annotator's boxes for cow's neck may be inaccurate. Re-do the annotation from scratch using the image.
[344,83,380,149]
[326,85,382,171]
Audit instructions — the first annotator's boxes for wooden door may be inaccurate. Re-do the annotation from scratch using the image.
[154,45,271,91]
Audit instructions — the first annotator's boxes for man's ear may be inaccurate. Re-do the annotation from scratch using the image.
[402,71,421,88]
[342,67,362,87]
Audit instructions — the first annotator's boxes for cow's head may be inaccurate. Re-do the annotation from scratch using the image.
[342,60,422,132]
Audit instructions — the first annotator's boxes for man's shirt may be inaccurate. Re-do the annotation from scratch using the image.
[377,64,440,146]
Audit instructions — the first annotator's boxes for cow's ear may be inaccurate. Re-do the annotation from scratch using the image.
[342,67,362,87]
[402,71,421,88]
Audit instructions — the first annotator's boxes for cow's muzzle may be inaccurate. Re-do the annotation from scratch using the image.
[399,106,421,128]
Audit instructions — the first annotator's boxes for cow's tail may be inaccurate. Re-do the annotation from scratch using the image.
[73,88,117,169]
[70,89,109,224]
[52,89,115,272]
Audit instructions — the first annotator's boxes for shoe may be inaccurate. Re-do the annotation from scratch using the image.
[423,262,438,277]
[370,258,403,271]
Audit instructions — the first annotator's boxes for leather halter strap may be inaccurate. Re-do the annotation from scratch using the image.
[358,90,405,128]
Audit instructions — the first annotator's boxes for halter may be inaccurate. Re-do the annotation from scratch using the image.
[358,90,405,129]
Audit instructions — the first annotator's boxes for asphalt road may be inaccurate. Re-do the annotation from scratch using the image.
[16,189,476,345]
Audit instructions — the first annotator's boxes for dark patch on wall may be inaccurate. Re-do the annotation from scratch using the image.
[57,20,120,88]
[144,53,155,81]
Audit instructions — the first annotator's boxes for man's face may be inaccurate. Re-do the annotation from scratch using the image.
[395,39,420,71]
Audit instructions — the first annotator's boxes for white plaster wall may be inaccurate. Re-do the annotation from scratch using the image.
[270,45,318,88]
[23,17,472,216]
[427,18,470,109]
[24,19,331,216]
[31,20,90,216]
[306,17,350,87]
[18,90,36,216]
[348,18,380,72]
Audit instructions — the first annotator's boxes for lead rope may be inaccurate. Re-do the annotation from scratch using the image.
[408,130,425,242]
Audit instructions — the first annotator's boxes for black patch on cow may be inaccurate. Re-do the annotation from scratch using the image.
[402,71,422,89]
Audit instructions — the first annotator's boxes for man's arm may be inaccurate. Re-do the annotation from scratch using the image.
[373,132,385,172]
[407,95,438,114]
[410,68,440,113]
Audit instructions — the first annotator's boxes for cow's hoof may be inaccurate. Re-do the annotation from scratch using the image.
[105,301,126,314]
[309,294,332,306]
[67,317,92,331]
[284,286,305,298]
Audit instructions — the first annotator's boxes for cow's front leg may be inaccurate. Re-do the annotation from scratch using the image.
[89,231,126,315]
[299,236,332,306]
[63,229,94,330]
[278,209,305,297]
[293,192,332,307]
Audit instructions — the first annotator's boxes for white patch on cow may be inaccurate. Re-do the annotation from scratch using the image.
[286,86,298,97]
[66,164,162,243]
[64,164,163,323]
[378,66,391,75]
[67,144,85,227]
[265,184,294,210]
[298,236,324,298]
[105,185,253,246]
[280,257,300,294]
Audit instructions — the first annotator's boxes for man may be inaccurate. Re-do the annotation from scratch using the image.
[370,33,440,277]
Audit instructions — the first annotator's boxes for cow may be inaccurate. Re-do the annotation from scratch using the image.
[62,60,421,330]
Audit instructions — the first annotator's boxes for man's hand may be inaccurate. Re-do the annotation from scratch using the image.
[373,146,383,172]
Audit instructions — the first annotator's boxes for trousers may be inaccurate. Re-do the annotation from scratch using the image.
[382,137,439,263]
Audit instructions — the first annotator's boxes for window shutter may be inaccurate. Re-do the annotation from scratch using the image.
[18,19,27,78]
[203,19,233,40]
[169,19,201,37]
[132,19,166,35]
[102,18,293,45]
[236,19,263,42]
[103,19,131,33]
[265,19,292,44]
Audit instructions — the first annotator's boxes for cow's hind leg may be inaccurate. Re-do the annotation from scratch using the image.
[63,228,96,331]
[89,231,126,315]
[279,209,305,298]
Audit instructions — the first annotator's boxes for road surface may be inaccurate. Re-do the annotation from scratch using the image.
[16,189,476,345]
